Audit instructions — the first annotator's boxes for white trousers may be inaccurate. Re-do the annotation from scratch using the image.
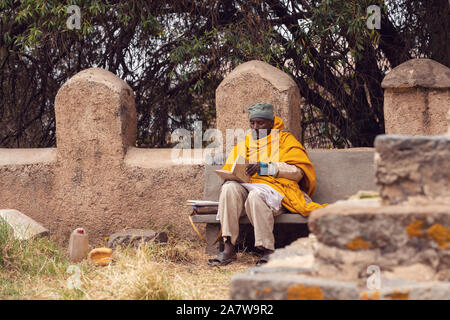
[218,181,283,251]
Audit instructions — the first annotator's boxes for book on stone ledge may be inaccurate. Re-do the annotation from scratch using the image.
[185,200,219,214]
[214,155,251,183]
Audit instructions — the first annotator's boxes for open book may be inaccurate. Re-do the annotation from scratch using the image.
[214,155,251,183]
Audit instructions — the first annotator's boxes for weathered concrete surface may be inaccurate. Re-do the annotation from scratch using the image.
[308,149,376,204]
[216,60,303,149]
[231,273,360,300]
[124,147,205,168]
[381,58,450,89]
[231,232,450,300]
[363,279,450,300]
[231,272,450,300]
[382,59,450,135]
[309,203,450,253]
[107,229,168,248]
[0,148,56,166]
[375,135,450,205]
[309,203,450,279]
[383,88,449,135]
[230,194,450,299]
[0,162,56,233]
[258,235,316,269]
[0,209,49,240]
[0,156,204,246]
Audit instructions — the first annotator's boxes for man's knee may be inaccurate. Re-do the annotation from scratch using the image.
[246,190,260,202]
[245,190,272,215]
[245,190,266,208]
[221,181,244,197]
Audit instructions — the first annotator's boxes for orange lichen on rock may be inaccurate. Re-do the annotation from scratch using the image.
[361,291,380,300]
[406,220,424,237]
[390,290,409,300]
[345,237,372,250]
[426,224,450,249]
[287,284,324,300]
[264,287,272,294]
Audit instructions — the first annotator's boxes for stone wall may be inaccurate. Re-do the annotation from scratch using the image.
[0,69,204,245]
[4,58,446,249]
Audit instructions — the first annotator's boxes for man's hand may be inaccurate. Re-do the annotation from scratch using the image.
[245,163,260,176]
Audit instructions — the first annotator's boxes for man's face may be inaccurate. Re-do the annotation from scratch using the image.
[250,117,274,140]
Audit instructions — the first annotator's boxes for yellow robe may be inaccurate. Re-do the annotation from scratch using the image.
[221,116,327,216]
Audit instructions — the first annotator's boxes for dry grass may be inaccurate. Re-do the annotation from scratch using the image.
[0,224,259,300]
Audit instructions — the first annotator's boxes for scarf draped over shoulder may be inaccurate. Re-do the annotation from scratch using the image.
[221,116,327,216]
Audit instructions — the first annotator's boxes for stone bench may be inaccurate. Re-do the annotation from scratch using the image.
[191,149,376,254]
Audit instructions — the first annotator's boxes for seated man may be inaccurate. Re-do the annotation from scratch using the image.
[208,102,326,267]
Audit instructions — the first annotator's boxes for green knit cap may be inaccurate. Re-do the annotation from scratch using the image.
[248,102,274,120]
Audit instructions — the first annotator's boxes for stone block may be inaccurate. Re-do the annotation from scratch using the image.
[375,134,450,205]
[309,203,450,271]
[230,273,360,300]
[107,229,168,248]
[309,203,450,252]
[361,279,450,300]
[0,209,49,240]
[231,271,450,300]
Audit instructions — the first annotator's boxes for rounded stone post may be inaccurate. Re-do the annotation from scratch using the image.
[54,68,137,164]
[381,59,450,136]
[216,60,303,149]
[52,68,137,240]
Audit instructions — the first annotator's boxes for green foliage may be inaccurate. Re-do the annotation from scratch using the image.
[0,0,448,148]
[0,218,69,277]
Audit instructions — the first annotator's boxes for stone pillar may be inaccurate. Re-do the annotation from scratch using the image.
[215,60,303,150]
[52,68,138,240]
[374,135,450,206]
[381,58,450,136]
[55,68,137,164]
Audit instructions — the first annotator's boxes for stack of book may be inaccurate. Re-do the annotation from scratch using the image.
[186,200,219,214]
